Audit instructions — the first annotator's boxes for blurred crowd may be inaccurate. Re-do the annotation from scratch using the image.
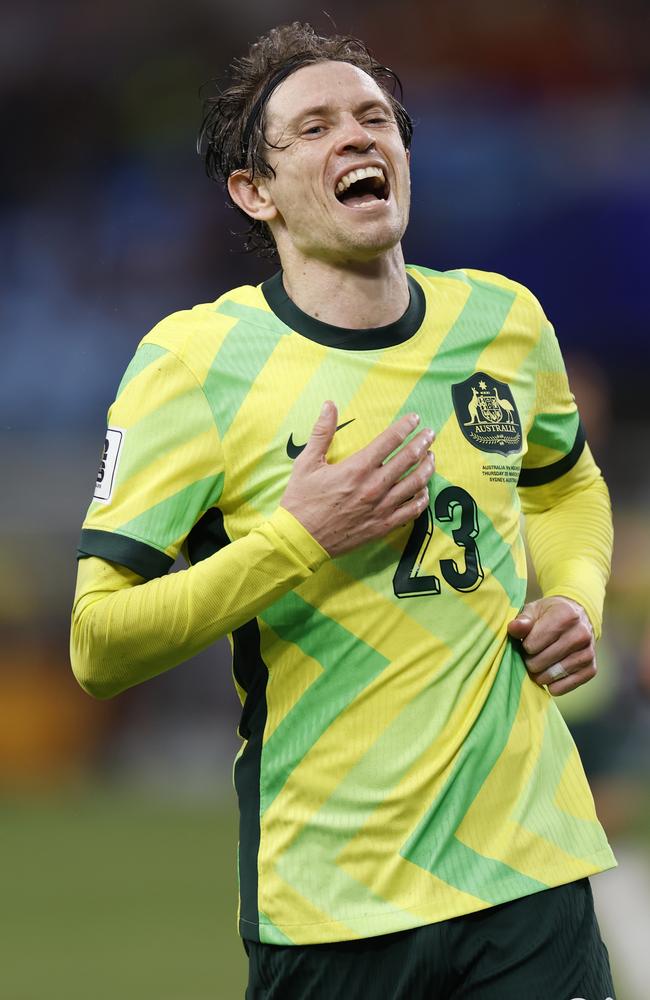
[2,0,649,425]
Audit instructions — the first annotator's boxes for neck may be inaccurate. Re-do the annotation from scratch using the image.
[278,246,409,329]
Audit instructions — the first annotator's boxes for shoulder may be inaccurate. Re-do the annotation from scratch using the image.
[138,282,273,376]
[408,264,545,316]
[459,268,544,311]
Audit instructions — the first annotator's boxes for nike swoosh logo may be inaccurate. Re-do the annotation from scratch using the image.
[286,418,355,460]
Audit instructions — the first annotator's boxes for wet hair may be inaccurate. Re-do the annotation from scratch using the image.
[197,21,413,257]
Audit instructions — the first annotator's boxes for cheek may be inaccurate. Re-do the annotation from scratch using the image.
[290,184,333,230]
[279,173,323,216]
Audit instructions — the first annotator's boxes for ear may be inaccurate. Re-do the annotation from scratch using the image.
[227,170,277,222]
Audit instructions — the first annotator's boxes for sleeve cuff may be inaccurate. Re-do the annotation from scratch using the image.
[542,565,606,639]
[270,506,330,572]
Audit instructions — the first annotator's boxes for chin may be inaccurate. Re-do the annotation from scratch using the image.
[338,222,405,259]
[289,214,406,264]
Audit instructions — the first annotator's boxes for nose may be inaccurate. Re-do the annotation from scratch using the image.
[334,113,375,155]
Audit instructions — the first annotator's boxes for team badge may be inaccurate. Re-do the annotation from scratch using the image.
[452,372,522,456]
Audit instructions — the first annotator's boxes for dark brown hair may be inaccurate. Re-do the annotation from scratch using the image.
[197,22,413,257]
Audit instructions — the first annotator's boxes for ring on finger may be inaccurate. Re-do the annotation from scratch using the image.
[546,662,569,682]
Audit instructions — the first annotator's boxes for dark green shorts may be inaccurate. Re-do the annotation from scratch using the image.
[243,878,615,999]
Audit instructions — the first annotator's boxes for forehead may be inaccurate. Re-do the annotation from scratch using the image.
[265,61,388,127]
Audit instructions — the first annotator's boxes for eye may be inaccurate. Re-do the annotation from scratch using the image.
[363,113,391,126]
[302,124,325,136]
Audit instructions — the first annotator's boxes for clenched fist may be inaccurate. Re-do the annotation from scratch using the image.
[508,596,597,696]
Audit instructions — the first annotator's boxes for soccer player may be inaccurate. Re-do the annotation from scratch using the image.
[71,22,617,999]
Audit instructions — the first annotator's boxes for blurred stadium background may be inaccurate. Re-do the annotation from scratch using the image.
[1,1,649,997]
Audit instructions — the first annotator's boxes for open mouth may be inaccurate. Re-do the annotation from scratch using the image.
[335,167,390,208]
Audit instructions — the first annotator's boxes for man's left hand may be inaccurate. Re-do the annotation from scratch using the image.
[507,596,597,696]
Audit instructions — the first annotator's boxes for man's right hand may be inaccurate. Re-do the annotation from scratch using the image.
[280,401,435,557]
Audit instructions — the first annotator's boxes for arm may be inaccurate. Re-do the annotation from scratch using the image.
[507,301,613,695]
[71,398,435,699]
[71,507,328,699]
[520,446,612,638]
[509,446,613,695]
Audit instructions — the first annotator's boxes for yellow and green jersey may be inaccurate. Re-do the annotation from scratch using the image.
[79,265,615,944]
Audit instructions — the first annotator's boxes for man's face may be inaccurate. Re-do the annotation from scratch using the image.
[257,60,411,264]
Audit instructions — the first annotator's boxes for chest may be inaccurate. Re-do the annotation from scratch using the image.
[208,336,536,542]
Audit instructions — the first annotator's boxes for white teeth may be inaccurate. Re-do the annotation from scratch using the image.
[335,166,385,195]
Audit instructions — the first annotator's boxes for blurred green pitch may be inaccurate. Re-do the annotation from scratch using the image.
[2,786,246,1000]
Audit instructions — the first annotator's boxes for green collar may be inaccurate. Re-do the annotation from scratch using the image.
[261,270,425,350]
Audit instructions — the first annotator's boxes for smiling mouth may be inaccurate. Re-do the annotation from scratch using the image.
[335,167,390,208]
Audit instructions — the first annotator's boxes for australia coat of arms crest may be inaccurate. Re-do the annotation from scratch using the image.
[451,372,522,456]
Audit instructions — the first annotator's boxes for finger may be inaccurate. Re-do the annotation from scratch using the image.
[546,663,597,697]
[380,427,435,486]
[519,608,589,658]
[523,632,594,676]
[361,413,423,468]
[388,486,430,528]
[507,614,534,641]
[299,400,338,463]
[383,451,434,508]
[532,646,596,685]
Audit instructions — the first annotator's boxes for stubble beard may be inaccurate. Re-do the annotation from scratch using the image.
[310,205,410,265]
[273,191,410,268]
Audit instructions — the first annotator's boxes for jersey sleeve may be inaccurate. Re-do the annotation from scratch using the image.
[516,301,613,636]
[517,311,585,488]
[78,343,224,579]
[71,506,329,699]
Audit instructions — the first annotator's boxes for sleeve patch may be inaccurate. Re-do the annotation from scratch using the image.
[93,427,125,504]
